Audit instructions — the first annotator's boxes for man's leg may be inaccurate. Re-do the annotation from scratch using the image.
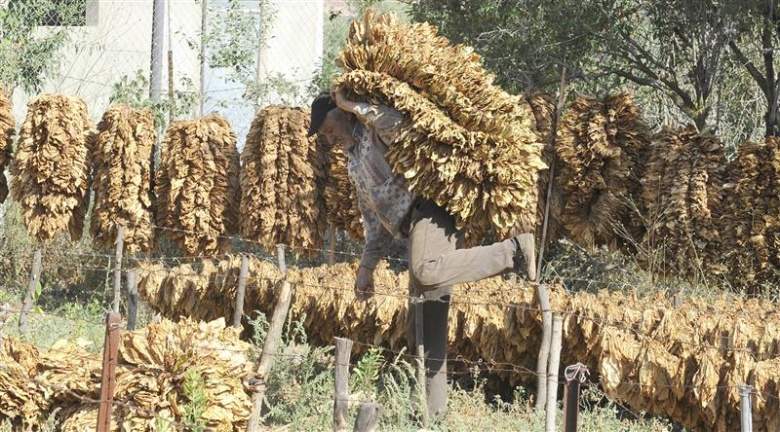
[409,200,522,291]
[408,201,458,420]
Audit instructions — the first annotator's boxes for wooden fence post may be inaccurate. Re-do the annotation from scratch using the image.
[535,283,553,412]
[740,384,753,432]
[353,402,382,432]
[0,303,11,343]
[112,225,125,313]
[545,314,564,432]
[334,337,354,431]
[96,312,122,432]
[328,225,336,265]
[247,245,294,432]
[19,249,42,334]
[126,269,139,331]
[535,67,568,415]
[563,363,589,432]
[233,254,249,328]
[414,295,429,428]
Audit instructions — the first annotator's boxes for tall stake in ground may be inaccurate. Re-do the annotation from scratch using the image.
[18,248,42,334]
[740,384,753,432]
[126,269,139,331]
[545,314,564,432]
[354,402,382,432]
[96,312,122,432]
[334,337,354,432]
[247,245,294,432]
[233,254,249,328]
[563,363,589,432]
[414,295,429,427]
[112,225,125,313]
[535,66,568,412]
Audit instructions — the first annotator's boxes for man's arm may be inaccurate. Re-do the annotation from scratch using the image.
[358,197,393,271]
[333,88,404,145]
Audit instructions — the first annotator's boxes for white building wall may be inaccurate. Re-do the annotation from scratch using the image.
[10,0,324,141]
[11,1,202,124]
[257,0,324,105]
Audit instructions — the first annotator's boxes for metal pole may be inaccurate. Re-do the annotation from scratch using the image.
[166,0,175,123]
[198,0,208,116]
[563,363,589,432]
[740,384,753,432]
[150,0,166,168]
[254,0,267,112]
[96,312,122,432]
[150,0,165,102]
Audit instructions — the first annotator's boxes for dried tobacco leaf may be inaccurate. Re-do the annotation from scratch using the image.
[335,12,545,244]
[241,106,326,254]
[90,105,155,253]
[11,94,94,242]
[156,114,240,255]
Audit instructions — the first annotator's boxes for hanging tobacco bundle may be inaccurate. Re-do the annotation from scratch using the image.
[156,114,240,255]
[0,89,14,203]
[555,93,651,250]
[90,105,156,253]
[240,106,326,253]
[640,126,726,275]
[716,137,780,287]
[335,11,545,243]
[11,94,94,242]
[136,257,780,432]
[319,135,364,241]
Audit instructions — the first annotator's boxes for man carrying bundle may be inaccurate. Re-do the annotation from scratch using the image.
[309,90,537,418]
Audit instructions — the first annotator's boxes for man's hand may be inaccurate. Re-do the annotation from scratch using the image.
[332,87,357,112]
[355,266,375,301]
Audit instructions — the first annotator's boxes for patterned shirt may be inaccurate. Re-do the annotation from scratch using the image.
[345,103,415,270]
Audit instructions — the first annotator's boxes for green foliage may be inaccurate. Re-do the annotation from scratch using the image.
[248,310,270,348]
[0,0,82,93]
[182,370,208,432]
[350,347,382,398]
[409,0,780,149]
[109,70,198,128]
[411,0,611,92]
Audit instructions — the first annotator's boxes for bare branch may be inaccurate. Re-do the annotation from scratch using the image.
[728,40,769,94]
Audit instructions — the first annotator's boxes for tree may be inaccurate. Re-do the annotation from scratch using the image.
[411,0,771,148]
[0,0,83,95]
[411,0,611,93]
[724,0,780,136]
[597,0,733,131]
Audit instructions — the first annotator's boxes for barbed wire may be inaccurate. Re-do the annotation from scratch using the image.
[6,240,780,362]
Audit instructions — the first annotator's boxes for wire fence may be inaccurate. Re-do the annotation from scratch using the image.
[0,231,780,430]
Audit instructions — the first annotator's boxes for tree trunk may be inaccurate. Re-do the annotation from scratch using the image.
[766,99,780,137]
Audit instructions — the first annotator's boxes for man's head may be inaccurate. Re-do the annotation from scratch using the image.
[309,93,356,152]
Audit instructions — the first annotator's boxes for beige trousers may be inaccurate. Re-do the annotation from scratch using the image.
[406,199,516,419]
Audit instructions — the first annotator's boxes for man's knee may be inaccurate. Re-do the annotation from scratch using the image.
[411,259,441,288]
